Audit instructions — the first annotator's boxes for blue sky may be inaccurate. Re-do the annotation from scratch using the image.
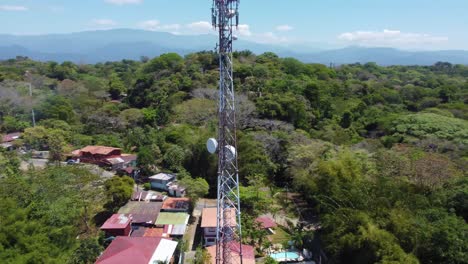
[0,0,467,50]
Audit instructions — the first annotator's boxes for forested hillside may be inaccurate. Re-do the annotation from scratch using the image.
[1,52,467,263]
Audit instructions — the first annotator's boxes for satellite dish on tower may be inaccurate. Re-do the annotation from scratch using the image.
[225,145,236,161]
[207,138,218,154]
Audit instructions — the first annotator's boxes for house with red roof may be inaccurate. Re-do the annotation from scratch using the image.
[72,145,137,169]
[201,207,237,246]
[95,237,178,264]
[206,242,256,264]
[255,216,277,233]
[100,214,132,237]
[2,132,21,143]
[1,132,21,150]
[72,145,122,167]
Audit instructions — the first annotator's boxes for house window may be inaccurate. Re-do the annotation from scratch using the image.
[207,238,215,243]
[208,227,216,232]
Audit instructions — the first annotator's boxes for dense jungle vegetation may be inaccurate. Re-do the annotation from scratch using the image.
[0,52,467,263]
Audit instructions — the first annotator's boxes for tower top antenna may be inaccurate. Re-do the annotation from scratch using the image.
[209,0,243,263]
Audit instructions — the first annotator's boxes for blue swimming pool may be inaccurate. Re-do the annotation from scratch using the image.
[270,251,300,260]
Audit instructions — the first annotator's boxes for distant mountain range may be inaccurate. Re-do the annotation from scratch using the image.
[1,29,468,65]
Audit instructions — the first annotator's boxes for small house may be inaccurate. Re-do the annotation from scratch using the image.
[155,212,190,238]
[149,173,175,191]
[100,214,132,237]
[106,157,125,170]
[120,154,137,167]
[168,183,186,197]
[73,145,122,166]
[201,207,237,246]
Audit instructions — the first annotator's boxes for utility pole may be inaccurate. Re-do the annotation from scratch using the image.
[25,71,36,127]
[207,0,243,263]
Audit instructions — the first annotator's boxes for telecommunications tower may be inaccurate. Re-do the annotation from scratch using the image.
[207,0,243,263]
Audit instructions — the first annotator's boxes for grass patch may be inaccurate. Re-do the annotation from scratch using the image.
[269,226,291,245]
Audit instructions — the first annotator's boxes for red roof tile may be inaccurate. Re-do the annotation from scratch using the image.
[256,216,277,229]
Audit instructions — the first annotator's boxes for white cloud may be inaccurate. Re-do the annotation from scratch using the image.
[92,19,118,27]
[235,24,252,37]
[0,5,28,11]
[139,20,160,31]
[251,32,290,44]
[104,0,143,5]
[276,25,293,32]
[138,20,181,34]
[186,21,213,34]
[338,29,448,47]
[137,19,291,44]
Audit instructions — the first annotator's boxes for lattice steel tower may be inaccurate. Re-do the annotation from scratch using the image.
[210,0,243,263]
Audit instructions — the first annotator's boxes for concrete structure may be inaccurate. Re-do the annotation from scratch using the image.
[149,173,175,191]
[95,237,178,264]
[201,207,236,247]
[168,183,186,197]
[100,214,132,237]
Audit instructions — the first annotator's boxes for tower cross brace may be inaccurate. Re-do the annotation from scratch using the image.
[211,1,243,264]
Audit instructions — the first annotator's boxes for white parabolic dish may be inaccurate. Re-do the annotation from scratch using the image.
[207,138,218,154]
[225,145,236,161]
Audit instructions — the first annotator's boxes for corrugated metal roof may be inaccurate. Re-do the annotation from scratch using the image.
[162,198,190,210]
[201,207,237,228]
[118,201,162,224]
[145,227,168,238]
[101,214,131,230]
[120,154,137,163]
[149,173,175,181]
[155,212,189,225]
[80,145,121,155]
[148,238,178,264]
[171,224,187,235]
[256,216,277,229]
[106,157,125,164]
[96,237,167,264]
